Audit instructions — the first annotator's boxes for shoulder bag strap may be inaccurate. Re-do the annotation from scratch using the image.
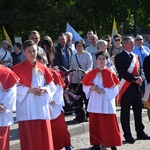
[1,51,7,61]
[75,54,82,69]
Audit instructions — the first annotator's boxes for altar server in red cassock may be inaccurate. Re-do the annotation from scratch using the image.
[12,40,56,150]
[82,51,122,150]
[0,65,19,150]
[36,53,72,150]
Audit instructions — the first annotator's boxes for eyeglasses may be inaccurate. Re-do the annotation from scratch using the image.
[136,39,143,41]
[105,40,110,42]
[115,39,121,42]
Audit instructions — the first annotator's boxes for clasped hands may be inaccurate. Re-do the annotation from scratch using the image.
[134,76,143,86]
[90,85,105,94]
[28,86,47,96]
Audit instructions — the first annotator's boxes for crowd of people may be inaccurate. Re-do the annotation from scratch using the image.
[0,29,150,150]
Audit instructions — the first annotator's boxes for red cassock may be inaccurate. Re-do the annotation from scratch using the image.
[0,127,9,150]
[12,60,54,150]
[18,120,54,150]
[89,113,122,147]
[51,113,71,150]
[82,67,122,147]
[50,69,71,150]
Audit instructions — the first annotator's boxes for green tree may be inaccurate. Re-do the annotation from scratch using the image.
[0,0,150,43]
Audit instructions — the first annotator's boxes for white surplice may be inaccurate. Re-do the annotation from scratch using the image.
[49,85,65,120]
[83,75,119,114]
[16,69,56,121]
[0,84,17,126]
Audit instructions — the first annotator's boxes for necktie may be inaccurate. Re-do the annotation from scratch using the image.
[129,53,133,59]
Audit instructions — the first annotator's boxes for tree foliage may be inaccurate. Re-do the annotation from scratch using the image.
[0,0,150,43]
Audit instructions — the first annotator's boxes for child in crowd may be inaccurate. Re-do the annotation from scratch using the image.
[36,52,73,150]
[64,85,81,105]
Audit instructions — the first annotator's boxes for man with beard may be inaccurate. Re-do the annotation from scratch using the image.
[53,33,72,73]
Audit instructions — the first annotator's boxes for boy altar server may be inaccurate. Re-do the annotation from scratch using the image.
[0,65,19,150]
[82,51,122,150]
[12,40,56,150]
[36,53,72,150]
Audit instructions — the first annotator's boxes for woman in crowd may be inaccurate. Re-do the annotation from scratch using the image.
[41,38,59,72]
[70,40,93,121]
[92,39,117,75]
[104,35,112,52]
[109,34,123,56]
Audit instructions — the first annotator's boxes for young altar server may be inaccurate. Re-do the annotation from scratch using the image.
[12,40,56,150]
[0,65,19,150]
[36,53,72,150]
[82,51,122,150]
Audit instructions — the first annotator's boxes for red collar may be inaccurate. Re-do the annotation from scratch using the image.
[82,67,120,88]
[12,60,53,87]
[49,69,65,88]
[0,65,19,91]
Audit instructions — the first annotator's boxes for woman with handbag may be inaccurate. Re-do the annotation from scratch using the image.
[70,40,93,121]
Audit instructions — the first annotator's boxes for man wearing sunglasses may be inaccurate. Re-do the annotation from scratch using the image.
[132,35,150,67]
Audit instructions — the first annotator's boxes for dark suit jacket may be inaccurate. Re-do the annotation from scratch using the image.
[53,44,72,73]
[115,50,145,91]
[143,55,150,84]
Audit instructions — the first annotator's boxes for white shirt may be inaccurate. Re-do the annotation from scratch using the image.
[83,75,118,114]
[16,69,56,121]
[49,85,65,120]
[85,45,97,55]
[69,43,77,55]
[0,48,13,67]
[0,84,17,126]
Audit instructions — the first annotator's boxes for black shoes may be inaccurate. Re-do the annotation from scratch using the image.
[137,133,150,140]
[65,146,74,150]
[90,145,101,150]
[125,137,135,144]
[125,133,150,143]
[111,147,117,150]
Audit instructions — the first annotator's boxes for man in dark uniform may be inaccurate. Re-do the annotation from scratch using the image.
[115,36,150,144]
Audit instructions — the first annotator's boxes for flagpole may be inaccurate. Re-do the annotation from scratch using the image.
[134,0,137,37]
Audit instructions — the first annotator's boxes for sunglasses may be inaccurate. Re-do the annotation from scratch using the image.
[136,39,142,41]
[105,40,110,42]
[115,39,121,42]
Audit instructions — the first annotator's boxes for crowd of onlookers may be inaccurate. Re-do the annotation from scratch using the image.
[1,30,150,150]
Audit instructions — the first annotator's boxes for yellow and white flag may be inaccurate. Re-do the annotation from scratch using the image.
[111,18,118,40]
[2,26,12,46]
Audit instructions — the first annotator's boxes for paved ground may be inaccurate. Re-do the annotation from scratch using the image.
[10,107,150,150]
[67,116,150,150]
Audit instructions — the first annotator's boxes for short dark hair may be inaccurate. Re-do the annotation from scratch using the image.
[95,51,108,60]
[122,36,133,44]
[114,34,122,39]
[23,40,36,51]
[29,30,40,37]
[14,43,21,49]
[75,40,86,49]
[58,33,66,37]
[104,35,111,39]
